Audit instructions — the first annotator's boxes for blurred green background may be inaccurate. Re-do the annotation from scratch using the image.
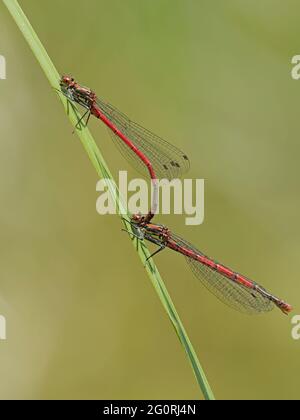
[0,0,299,400]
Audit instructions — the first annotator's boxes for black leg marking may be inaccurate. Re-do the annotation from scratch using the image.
[145,244,166,262]
[121,228,142,241]
[74,109,91,132]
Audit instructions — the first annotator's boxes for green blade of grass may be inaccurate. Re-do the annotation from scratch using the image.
[3,0,215,400]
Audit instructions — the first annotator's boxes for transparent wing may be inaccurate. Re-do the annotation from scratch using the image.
[96,97,190,179]
[170,232,274,314]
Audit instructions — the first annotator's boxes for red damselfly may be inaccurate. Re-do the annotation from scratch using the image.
[60,76,190,222]
[129,215,292,315]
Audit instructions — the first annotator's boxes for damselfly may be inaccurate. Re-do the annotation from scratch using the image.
[60,76,190,222]
[128,215,292,315]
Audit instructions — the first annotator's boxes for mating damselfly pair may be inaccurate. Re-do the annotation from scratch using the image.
[60,75,292,315]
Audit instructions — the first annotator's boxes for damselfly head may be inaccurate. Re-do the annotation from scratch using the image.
[131,213,144,225]
[60,75,75,96]
[60,75,75,88]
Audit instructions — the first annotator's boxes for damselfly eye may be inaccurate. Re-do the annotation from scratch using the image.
[61,75,73,85]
